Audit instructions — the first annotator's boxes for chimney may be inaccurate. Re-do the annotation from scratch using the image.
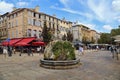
[35,5,40,12]
[13,7,16,11]
[62,17,66,21]
[53,14,56,17]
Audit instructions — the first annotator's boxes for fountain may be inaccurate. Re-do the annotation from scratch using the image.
[40,40,81,69]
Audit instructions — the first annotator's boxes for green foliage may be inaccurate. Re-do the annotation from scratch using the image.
[91,37,95,43]
[52,41,75,60]
[67,31,73,42]
[82,36,90,45]
[98,26,120,44]
[62,34,67,41]
[111,27,120,36]
[42,21,52,43]
[98,33,111,44]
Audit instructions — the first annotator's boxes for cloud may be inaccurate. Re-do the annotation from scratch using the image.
[52,0,118,23]
[87,0,116,23]
[103,25,113,31]
[16,1,29,7]
[112,0,120,11]
[74,21,96,30]
[59,0,70,8]
[0,1,14,14]
[51,5,93,19]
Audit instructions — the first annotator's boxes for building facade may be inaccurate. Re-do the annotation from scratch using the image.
[72,23,100,43]
[0,13,9,41]
[0,6,72,41]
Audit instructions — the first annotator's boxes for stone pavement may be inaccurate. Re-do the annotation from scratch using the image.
[0,50,120,80]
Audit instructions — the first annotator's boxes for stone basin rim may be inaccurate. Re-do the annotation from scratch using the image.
[40,58,80,62]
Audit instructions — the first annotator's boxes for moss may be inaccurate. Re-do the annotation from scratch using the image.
[52,41,76,60]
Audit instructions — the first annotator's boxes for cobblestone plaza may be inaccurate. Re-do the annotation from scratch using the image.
[0,50,120,80]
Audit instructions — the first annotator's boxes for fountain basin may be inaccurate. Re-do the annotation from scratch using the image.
[40,59,81,69]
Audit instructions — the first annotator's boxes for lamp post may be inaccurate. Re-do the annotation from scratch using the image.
[6,38,11,56]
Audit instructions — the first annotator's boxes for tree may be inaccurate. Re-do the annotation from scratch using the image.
[98,33,112,44]
[62,34,67,41]
[42,21,52,43]
[111,27,120,36]
[0,32,2,42]
[82,36,87,43]
[91,37,95,43]
[67,30,73,42]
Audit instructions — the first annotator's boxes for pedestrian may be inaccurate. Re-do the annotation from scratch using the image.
[114,47,119,60]
[13,47,16,54]
[110,46,114,58]
[31,47,34,56]
[28,47,33,56]
[3,46,8,58]
[37,46,41,55]
[19,46,23,56]
[27,48,30,56]
[78,45,84,55]
[96,45,99,51]
[8,46,12,57]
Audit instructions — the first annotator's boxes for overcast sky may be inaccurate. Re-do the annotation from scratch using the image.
[0,0,120,33]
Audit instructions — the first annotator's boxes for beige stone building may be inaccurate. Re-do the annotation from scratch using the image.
[0,12,9,40]
[72,23,100,43]
[89,30,100,43]
[0,6,72,41]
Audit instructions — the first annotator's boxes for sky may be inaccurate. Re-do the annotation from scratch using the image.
[0,0,120,33]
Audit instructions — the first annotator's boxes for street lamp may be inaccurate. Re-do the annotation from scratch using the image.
[6,38,11,56]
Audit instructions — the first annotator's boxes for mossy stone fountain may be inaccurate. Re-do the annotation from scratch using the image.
[40,40,81,69]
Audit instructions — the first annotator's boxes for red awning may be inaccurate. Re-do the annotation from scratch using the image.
[32,41,45,46]
[14,37,35,46]
[2,39,22,46]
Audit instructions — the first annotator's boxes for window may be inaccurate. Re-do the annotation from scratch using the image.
[7,23,10,28]
[31,12,34,17]
[35,20,38,26]
[27,29,31,37]
[16,20,18,26]
[33,19,35,25]
[13,21,15,27]
[31,19,33,25]
[39,31,42,38]
[28,11,31,16]
[14,14,16,18]
[11,22,13,27]
[34,30,37,37]
[12,31,14,38]
[39,21,41,26]
[39,14,41,19]
[8,33,10,38]
[28,18,31,25]
[9,22,11,28]
[49,22,51,29]
[44,15,46,20]
[36,14,39,18]
[16,30,18,37]
[34,13,36,17]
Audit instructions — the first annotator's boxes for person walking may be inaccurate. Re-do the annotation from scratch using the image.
[27,48,30,56]
[13,47,16,54]
[78,45,84,55]
[27,47,33,56]
[19,46,23,56]
[110,45,119,60]
[37,46,41,55]
[114,47,119,60]
[3,46,8,58]
[31,47,34,56]
[110,46,114,58]
[8,46,12,57]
